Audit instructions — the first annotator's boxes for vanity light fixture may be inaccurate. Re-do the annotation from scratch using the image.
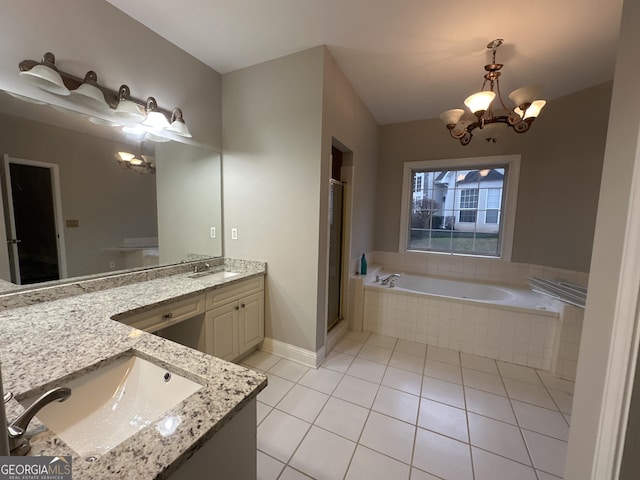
[19,52,192,139]
[166,108,192,138]
[440,39,546,145]
[19,52,70,96]
[114,85,145,122]
[142,97,170,129]
[70,71,109,109]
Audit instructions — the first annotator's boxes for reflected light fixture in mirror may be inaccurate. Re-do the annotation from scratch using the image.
[70,71,109,110]
[19,52,70,96]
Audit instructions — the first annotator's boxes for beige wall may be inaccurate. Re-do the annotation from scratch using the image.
[0,0,221,150]
[377,82,611,273]
[318,49,379,349]
[0,112,157,278]
[222,47,325,352]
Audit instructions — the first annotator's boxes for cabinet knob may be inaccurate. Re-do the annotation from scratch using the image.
[162,312,174,320]
[241,304,245,308]
[235,306,239,310]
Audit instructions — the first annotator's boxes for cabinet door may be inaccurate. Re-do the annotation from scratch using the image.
[205,303,239,361]
[238,291,264,355]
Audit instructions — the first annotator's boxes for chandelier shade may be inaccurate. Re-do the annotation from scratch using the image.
[440,39,546,145]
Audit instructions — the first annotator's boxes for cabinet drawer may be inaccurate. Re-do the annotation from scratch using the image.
[120,294,205,333]
[205,276,264,310]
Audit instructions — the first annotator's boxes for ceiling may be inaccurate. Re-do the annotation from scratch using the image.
[105,0,623,125]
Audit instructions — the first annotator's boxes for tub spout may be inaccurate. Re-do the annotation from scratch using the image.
[381,273,401,285]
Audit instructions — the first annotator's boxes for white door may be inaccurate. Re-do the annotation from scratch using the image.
[3,155,67,284]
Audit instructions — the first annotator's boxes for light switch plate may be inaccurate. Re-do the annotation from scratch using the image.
[231,228,238,240]
[210,227,216,239]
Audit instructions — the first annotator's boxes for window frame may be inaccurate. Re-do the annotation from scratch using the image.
[399,155,520,260]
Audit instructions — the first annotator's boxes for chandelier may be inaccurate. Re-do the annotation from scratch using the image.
[440,39,546,145]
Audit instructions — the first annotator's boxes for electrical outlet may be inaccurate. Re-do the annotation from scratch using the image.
[231,228,238,240]
[210,227,216,239]
[109,261,116,269]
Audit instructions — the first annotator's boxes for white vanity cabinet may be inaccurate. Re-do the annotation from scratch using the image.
[205,277,264,362]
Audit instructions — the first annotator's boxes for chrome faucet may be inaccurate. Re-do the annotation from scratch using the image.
[193,262,210,274]
[380,273,401,285]
[7,387,71,455]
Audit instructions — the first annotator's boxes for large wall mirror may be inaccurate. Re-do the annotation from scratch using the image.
[0,88,222,294]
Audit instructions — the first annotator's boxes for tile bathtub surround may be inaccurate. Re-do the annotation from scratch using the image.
[0,265,267,479]
[246,332,573,480]
[0,257,267,310]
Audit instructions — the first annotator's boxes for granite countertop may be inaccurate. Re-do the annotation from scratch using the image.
[0,260,267,479]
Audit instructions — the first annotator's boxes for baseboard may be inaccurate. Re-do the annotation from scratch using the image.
[261,337,325,368]
[326,319,349,352]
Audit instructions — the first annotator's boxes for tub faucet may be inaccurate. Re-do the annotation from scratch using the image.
[381,273,401,285]
[7,387,71,456]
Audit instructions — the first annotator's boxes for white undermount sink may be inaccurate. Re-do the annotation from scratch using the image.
[22,355,202,459]
[188,270,239,280]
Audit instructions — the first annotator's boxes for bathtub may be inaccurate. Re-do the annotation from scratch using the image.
[363,271,562,370]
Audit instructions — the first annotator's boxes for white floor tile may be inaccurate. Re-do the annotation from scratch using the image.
[395,339,427,358]
[373,385,420,425]
[278,467,313,480]
[257,450,284,480]
[410,468,441,480]
[464,387,517,425]
[460,352,499,375]
[243,350,282,371]
[522,429,568,478]
[257,373,295,407]
[297,367,343,395]
[358,343,393,364]
[467,412,531,465]
[333,374,380,408]
[421,376,465,409]
[314,397,369,442]
[503,378,556,409]
[256,401,272,425]
[277,384,329,423]
[257,409,310,463]
[366,333,398,350]
[345,330,371,343]
[548,388,574,414]
[360,411,416,464]
[347,357,387,383]
[290,426,356,480]
[383,366,423,396]
[498,361,543,385]
[462,368,507,396]
[537,370,575,394]
[334,338,364,356]
[412,428,473,480]
[322,351,355,373]
[472,446,537,480]
[346,445,411,480]
[425,359,462,384]
[512,400,570,441]
[268,358,309,382]
[390,351,426,374]
[418,398,468,442]
[427,345,461,365]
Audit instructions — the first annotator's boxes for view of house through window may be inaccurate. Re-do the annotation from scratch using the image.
[409,166,507,256]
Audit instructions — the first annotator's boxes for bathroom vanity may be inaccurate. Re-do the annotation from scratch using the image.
[0,258,267,479]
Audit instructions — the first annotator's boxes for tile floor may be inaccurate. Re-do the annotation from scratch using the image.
[242,331,574,480]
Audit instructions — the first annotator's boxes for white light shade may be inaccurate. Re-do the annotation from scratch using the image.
[473,122,507,141]
[508,86,542,108]
[117,151,135,162]
[130,156,143,166]
[19,65,70,96]
[70,82,109,109]
[122,125,146,136]
[146,132,171,143]
[6,92,47,105]
[523,100,546,119]
[143,111,170,129]
[439,109,465,126]
[167,119,192,137]
[464,91,495,114]
[115,99,145,122]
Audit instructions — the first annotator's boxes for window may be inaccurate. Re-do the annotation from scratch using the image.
[413,174,423,193]
[399,155,520,259]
